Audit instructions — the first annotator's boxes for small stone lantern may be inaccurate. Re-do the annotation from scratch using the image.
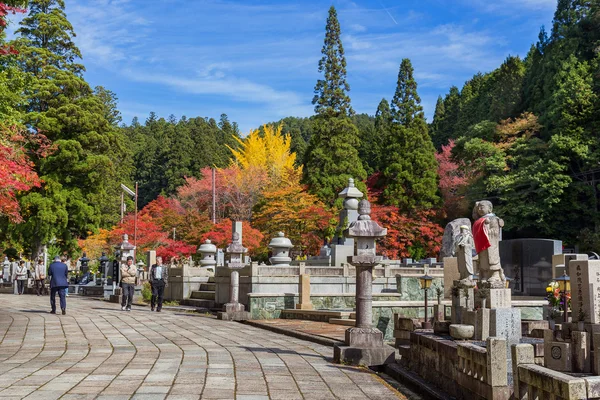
[334,199,395,366]
[217,229,251,321]
[198,239,217,268]
[79,252,90,275]
[268,232,293,266]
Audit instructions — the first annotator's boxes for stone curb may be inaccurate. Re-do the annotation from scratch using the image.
[242,320,345,348]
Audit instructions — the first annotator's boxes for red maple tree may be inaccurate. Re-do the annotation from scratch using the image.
[435,140,470,220]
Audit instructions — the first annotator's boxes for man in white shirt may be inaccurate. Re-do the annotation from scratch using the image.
[149,256,168,312]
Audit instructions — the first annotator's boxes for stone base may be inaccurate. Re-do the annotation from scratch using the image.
[217,311,251,321]
[295,303,313,310]
[451,287,474,324]
[434,321,450,334]
[333,344,395,367]
[223,302,245,313]
[346,327,384,347]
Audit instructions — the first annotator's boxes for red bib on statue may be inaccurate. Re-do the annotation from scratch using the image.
[472,217,491,253]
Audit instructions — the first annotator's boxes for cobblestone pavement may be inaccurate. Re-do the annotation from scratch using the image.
[0,294,404,400]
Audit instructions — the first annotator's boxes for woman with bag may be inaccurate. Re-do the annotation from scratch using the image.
[15,261,28,295]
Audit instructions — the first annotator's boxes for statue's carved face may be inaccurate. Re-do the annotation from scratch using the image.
[476,201,492,216]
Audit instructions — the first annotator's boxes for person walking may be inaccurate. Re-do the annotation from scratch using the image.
[150,256,168,312]
[34,258,47,296]
[15,261,28,295]
[48,256,68,315]
[120,256,136,311]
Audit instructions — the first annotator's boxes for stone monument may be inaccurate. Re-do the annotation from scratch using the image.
[455,225,475,286]
[330,178,363,267]
[217,227,251,321]
[333,199,395,366]
[268,232,293,266]
[472,200,505,286]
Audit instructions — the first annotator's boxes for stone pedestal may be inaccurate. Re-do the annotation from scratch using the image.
[451,285,474,324]
[295,274,313,310]
[490,308,521,346]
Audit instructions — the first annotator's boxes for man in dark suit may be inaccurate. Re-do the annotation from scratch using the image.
[48,255,69,315]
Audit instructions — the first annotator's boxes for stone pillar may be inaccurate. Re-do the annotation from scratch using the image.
[217,222,251,321]
[296,274,313,310]
[333,199,395,367]
[229,270,239,304]
[355,266,373,329]
[512,343,534,399]
[486,337,508,387]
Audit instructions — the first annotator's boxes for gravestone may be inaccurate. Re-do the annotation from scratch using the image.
[296,274,313,310]
[569,260,600,324]
[440,218,471,259]
[500,238,562,295]
[443,257,459,298]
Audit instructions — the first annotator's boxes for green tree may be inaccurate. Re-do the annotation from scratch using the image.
[312,5,353,118]
[382,59,439,211]
[304,5,366,202]
[5,0,131,256]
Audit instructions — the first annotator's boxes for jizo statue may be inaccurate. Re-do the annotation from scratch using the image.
[472,200,505,286]
[454,225,475,285]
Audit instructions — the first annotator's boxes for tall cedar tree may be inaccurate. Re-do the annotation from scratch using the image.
[5,0,131,257]
[304,6,366,203]
[382,59,439,211]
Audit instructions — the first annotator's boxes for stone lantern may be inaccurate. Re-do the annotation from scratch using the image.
[334,199,395,367]
[268,232,293,266]
[79,252,90,275]
[198,239,217,268]
[119,234,136,262]
[217,230,251,321]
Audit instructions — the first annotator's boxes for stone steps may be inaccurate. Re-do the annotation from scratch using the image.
[180,298,215,309]
[200,283,215,291]
[190,290,215,300]
[329,318,355,326]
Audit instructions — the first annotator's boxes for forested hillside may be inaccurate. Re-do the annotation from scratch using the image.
[429,0,600,247]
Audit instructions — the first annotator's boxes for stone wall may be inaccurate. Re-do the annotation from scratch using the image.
[216,262,444,306]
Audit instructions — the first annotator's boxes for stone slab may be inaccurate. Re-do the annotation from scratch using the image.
[333,344,395,367]
[545,341,572,372]
[443,257,459,299]
[569,259,600,324]
[572,330,590,373]
[489,308,521,346]
[488,288,512,309]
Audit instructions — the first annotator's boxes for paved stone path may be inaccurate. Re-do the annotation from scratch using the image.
[0,294,403,400]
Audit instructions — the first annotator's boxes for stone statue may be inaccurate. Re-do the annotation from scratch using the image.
[454,225,474,285]
[472,200,505,286]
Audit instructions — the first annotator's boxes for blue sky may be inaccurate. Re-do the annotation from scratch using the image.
[11,0,556,133]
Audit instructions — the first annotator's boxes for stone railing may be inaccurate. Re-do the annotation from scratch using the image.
[456,339,510,399]
[512,343,591,400]
[408,332,512,400]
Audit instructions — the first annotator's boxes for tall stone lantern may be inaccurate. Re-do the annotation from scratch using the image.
[217,232,251,321]
[333,199,395,366]
[198,239,217,269]
[268,232,293,266]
